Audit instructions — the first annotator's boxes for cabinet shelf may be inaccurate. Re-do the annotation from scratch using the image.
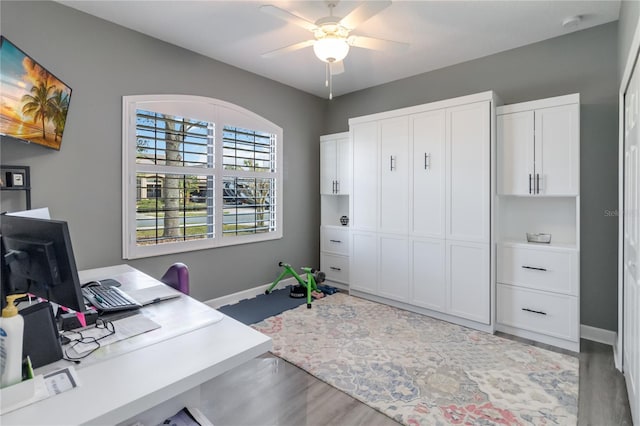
[498,239,578,251]
[0,165,31,210]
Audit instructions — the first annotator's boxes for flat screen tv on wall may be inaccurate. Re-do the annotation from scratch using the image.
[0,36,72,151]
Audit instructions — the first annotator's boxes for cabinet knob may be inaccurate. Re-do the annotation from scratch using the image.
[329,239,342,243]
[330,266,342,271]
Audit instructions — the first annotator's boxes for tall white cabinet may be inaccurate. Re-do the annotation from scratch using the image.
[349,91,497,331]
[495,93,580,352]
[320,132,351,289]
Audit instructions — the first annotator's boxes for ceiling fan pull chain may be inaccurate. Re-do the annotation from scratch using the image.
[325,62,329,87]
[329,62,333,100]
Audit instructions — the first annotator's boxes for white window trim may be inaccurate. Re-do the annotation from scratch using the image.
[122,94,283,259]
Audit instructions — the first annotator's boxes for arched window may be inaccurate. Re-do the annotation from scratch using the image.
[122,95,283,259]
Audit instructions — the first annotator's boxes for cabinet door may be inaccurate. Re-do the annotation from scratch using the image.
[350,231,378,294]
[320,138,337,195]
[497,111,535,195]
[447,240,490,324]
[351,122,378,231]
[535,104,579,195]
[379,116,409,234]
[411,109,446,238]
[379,234,409,302]
[336,136,351,195]
[446,102,491,243]
[411,238,446,312]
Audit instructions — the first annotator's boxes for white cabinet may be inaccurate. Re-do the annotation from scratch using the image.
[320,133,350,195]
[321,226,349,255]
[320,252,349,285]
[496,93,580,352]
[446,102,491,243]
[496,284,579,342]
[350,231,378,294]
[320,133,351,289]
[320,226,350,287]
[379,234,410,302]
[348,91,496,332]
[411,110,446,238]
[498,244,578,295]
[411,238,446,312]
[447,240,490,324]
[498,94,579,196]
[351,122,378,232]
[379,117,409,234]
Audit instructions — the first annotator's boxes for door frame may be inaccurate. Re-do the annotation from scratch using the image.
[618,15,640,370]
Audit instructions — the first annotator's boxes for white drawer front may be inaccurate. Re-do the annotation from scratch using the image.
[498,245,577,295]
[321,253,349,284]
[497,284,578,341]
[321,227,350,255]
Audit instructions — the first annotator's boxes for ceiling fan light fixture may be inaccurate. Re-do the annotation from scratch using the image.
[313,36,350,63]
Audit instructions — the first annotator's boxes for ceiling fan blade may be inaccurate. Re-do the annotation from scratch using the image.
[339,0,391,30]
[330,60,345,75]
[260,5,317,32]
[261,39,315,59]
[348,35,409,53]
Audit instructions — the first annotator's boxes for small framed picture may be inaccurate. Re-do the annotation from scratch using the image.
[6,171,24,187]
[12,173,24,186]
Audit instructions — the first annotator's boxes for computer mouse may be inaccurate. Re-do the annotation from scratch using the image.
[100,279,122,287]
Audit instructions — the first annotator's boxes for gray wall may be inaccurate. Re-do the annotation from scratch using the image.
[619,0,640,81]
[325,23,620,331]
[0,1,325,302]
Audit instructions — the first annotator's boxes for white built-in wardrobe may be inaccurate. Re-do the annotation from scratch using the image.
[347,91,498,332]
[321,90,582,345]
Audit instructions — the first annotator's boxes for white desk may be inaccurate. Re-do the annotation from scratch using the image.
[0,265,272,425]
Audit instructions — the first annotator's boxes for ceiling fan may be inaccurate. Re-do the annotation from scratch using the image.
[260,0,409,99]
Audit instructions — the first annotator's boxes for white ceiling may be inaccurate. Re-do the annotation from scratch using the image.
[57,0,621,99]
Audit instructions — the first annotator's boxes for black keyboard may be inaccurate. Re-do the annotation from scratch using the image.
[82,285,142,312]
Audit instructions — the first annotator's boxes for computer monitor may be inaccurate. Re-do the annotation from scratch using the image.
[0,214,85,312]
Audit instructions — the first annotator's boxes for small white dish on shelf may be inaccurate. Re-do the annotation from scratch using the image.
[526,233,552,244]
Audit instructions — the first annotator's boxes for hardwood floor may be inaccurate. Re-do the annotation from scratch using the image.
[201,338,632,426]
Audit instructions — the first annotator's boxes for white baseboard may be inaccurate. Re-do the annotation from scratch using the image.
[204,277,298,309]
[580,324,617,346]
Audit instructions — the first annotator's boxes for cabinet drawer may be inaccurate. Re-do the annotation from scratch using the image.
[498,245,577,295]
[321,253,349,284]
[497,284,578,341]
[321,227,349,255]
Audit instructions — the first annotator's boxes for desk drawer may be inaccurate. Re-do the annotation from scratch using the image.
[321,253,349,284]
[497,284,578,341]
[498,245,577,295]
[321,227,349,255]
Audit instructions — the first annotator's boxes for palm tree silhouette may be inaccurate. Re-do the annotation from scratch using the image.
[21,81,54,139]
[49,89,70,142]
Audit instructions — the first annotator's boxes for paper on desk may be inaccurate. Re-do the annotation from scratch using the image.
[66,315,161,356]
[0,367,80,414]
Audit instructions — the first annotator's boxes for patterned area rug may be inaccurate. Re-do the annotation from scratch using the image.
[252,292,579,425]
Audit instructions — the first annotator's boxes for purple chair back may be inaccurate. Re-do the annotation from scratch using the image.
[161,262,190,295]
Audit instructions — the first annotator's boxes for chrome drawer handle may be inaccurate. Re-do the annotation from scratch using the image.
[329,239,342,243]
[330,267,342,271]
[521,265,547,272]
[522,308,547,316]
